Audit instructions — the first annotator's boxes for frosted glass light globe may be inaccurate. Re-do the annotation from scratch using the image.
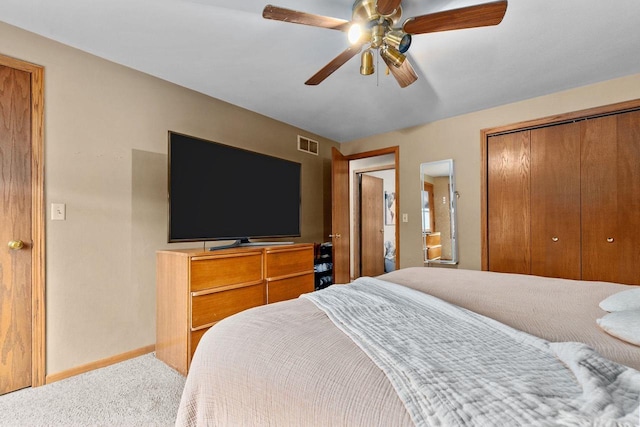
[348,24,362,44]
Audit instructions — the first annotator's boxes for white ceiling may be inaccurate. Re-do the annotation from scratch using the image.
[2,0,639,142]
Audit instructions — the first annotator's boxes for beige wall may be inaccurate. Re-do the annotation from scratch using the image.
[342,73,640,271]
[0,21,338,375]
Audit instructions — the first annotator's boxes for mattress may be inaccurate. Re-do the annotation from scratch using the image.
[378,268,640,370]
[175,267,640,426]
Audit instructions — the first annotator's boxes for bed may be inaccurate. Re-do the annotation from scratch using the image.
[176,267,640,426]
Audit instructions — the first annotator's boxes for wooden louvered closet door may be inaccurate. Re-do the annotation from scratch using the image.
[581,111,640,285]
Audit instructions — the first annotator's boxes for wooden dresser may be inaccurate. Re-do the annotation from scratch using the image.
[156,243,314,375]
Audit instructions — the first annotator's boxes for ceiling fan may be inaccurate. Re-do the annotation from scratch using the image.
[263,0,508,88]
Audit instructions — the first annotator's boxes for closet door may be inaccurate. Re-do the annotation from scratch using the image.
[581,112,640,285]
[616,111,640,285]
[530,123,581,279]
[487,131,531,274]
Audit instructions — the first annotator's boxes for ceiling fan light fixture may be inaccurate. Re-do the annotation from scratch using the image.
[348,23,363,44]
[384,30,411,54]
[360,49,375,75]
[380,46,405,68]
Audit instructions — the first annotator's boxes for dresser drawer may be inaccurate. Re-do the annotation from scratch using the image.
[425,232,441,247]
[191,283,266,328]
[191,252,263,292]
[190,328,209,361]
[268,272,314,304]
[427,245,442,260]
[266,246,313,278]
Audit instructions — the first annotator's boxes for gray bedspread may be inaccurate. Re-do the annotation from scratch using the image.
[303,277,640,426]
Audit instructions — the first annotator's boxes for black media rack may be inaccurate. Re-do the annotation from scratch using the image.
[313,242,333,290]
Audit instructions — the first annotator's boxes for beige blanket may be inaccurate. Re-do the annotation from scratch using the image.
[176,268,640,426]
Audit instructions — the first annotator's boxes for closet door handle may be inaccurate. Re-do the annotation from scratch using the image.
[551,237,559,242]
[8,240,25,250]
[606,237,614,243]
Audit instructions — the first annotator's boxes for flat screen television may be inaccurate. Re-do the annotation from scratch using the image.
[168,131,301,248]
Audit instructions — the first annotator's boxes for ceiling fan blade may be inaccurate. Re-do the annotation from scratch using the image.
[305,44,364,85]
[377,0,402,16]
[263,4,351,31]
[382,55,418,88]
[403,0,507,35]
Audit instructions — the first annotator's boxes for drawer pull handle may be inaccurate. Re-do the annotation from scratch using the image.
[607,237,614,243]
[551,237,559,242]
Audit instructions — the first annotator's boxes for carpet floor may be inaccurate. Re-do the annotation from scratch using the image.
[0,353,186,427]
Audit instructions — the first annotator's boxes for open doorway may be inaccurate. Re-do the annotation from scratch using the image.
[352,159,396,279]
[331,147,399,284]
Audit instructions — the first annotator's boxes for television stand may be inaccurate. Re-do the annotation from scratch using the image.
[209,238,294,251]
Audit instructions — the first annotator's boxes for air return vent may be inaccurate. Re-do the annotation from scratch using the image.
[298,135,319,155]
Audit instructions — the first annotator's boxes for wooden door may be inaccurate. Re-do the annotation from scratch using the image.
[0,64,33,395]
[615,110,640,285]
[581,115,619,283]
[530,123,581,279]
[331,147,350,284]
[360,175,384,276]
[581,112,640,285]
[486,131,531,274]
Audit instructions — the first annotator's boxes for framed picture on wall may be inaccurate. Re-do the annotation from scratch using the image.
[385,191,396,225]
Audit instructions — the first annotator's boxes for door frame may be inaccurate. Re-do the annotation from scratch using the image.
[334,146,400,281]
[0,54,45,387]
[480,98,640,271]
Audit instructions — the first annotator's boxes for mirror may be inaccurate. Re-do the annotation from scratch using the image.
[420,159,458,264]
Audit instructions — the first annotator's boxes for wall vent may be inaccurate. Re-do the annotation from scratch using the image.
[298,135,319,155]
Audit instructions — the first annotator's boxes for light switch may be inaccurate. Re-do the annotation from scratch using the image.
[402,213,408,223]
[51,203,66,220]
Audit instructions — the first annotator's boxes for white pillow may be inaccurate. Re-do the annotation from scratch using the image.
[597,309,640,346]
[599,288,640,312]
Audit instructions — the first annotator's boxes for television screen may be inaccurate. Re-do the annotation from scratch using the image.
[168,132,301,243]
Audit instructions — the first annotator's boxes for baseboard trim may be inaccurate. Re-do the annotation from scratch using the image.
[45,344,156,384]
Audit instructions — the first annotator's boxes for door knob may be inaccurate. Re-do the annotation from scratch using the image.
[606,237,614,243]
[329,234,341,238]
[8,240,25,250]
[551,237,559,242]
